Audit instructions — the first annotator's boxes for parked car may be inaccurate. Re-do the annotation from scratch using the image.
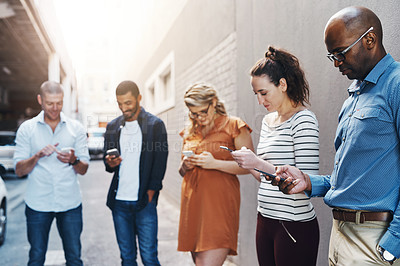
[87,127,106,156]
[0,131,16,175]
[0,176,7,246]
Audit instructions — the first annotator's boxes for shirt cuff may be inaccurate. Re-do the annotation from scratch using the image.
[379,229,400,258]
[308,174,328,197]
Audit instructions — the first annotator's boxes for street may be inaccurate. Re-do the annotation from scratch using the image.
[0,160,193,266]
[0,159,330,266]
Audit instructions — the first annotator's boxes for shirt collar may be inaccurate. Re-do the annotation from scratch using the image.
[36,110,66,124]
[347,54,394,95]
[118,107,145,129]
[364,53,394,84]
[347,80,362,94]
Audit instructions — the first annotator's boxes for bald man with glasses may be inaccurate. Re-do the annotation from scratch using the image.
[272,6,400,266]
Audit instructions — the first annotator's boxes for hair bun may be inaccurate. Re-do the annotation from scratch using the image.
[265,46,277,60]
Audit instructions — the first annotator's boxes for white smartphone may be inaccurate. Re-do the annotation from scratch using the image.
[61,147,73,153]
[182,150,194,157]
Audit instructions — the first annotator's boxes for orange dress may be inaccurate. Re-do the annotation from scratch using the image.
[178,115,251,255]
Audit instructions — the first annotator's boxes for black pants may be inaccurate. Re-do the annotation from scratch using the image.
[256,212,320,266]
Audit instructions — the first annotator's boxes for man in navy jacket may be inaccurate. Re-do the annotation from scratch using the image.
[103,80,168,266]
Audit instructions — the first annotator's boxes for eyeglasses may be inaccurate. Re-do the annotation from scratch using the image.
[327,26,373,62]
[189,103,211,119]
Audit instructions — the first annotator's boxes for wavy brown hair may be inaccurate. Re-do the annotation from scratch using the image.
[250,46,310,106]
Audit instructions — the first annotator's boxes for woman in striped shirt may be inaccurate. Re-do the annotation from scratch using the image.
[232,46,320,266]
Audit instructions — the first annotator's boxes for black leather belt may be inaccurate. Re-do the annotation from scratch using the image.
[332,209,393,224]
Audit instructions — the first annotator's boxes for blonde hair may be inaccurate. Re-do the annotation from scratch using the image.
[184,82,227,135]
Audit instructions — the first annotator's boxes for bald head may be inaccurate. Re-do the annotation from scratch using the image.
[39,81,64,97]
[324,6,386,80]
[325,6,383,45]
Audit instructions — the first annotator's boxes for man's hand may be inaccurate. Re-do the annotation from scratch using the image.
[15,143,59,177]
[37,143,59,158]
[105,154,122,168]
[147,190,155,203]
[56,148,76,164]
[274,165,311,194]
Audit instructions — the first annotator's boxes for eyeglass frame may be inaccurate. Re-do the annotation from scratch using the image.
[326,26,374,62]
[188,103,212,119]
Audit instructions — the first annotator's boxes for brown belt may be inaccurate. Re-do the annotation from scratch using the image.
[332,209,393,224]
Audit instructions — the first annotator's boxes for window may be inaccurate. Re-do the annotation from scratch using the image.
[147,83,155,109]
[144,52,175,114]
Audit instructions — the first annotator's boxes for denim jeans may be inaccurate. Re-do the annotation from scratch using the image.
[25,204,83,266]
[112,199,160,266]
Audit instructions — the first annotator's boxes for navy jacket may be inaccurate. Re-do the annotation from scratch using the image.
[103,107,168,211]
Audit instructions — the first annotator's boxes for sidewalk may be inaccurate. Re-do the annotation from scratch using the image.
[3,174,27,213]
[157,193,237,266]
[3,174,237,266]
[156,192,193,265]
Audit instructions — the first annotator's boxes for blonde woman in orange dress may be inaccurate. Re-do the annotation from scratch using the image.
[178,83,254,266]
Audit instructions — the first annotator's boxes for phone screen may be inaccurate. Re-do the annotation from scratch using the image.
[182,150,194,157]
[106,148,120,157]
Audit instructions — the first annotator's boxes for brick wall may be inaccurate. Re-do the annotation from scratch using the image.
[160,32,238,206]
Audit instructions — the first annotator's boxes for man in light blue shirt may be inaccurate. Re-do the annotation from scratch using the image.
[14,81,90,266]
[274,6,400,265]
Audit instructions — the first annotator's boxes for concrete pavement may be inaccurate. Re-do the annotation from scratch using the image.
[157,193,237,266]
[3,174,27,213]
[3,164,237,266]
[40,192,237,266]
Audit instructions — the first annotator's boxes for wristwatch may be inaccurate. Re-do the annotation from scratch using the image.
[378,245,396,264]
[69,157,80,166]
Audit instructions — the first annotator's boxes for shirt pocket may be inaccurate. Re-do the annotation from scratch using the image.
[349,107,392,148]
[352,107,380,120]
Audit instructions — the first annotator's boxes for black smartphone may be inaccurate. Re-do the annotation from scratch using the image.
[253,168,285,182]
[106,148,120,157]
[220,145,234,152]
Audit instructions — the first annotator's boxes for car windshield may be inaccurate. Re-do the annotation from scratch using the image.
[90,132,104,138]
[0,133,16,146]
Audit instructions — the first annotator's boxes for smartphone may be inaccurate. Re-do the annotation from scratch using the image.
[106,148,120,157]
[61,147,73,153]
[220,146,234,152]
[253,168,285,182]
[182,150,194,157]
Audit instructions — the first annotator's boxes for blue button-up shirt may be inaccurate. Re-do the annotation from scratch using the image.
[309,54,400,257]
[14,111,90,212]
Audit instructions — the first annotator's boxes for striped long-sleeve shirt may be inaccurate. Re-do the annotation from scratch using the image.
[257,109,319,221]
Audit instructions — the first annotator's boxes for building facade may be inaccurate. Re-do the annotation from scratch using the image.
[119,0,400,265]
[0,0,78,130]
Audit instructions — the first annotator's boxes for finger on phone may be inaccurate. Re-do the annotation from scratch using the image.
[279,177,294,192]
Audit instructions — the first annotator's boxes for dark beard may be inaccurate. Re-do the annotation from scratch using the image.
[123,104,139,121]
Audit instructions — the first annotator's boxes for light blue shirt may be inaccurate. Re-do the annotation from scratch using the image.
[309,54,400,257]
[14,111,90,212]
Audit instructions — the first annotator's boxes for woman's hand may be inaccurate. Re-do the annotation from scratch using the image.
[191,151,216,169]
[231,147,258,169]
[181,155,195,171]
